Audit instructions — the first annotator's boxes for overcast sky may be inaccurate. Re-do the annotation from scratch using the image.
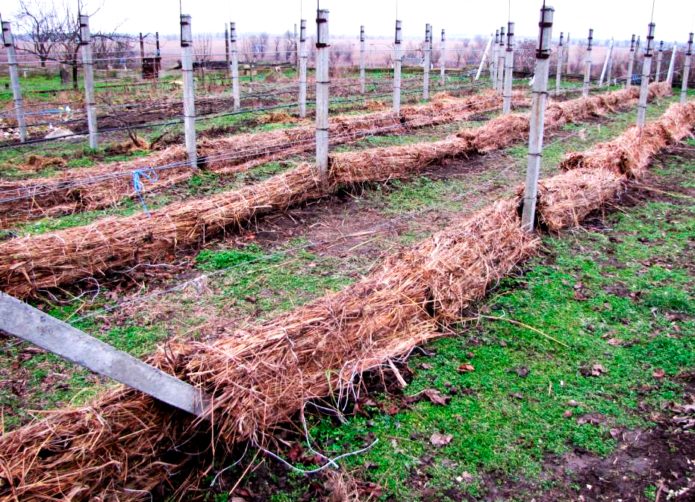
[3,0,694,44]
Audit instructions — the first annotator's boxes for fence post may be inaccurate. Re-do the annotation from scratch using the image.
[224,24,230,78]
[502,21,515,114]
[521,4,554,232]
[496,25,506,92]
[637,23,655,128]
[298,19,308,118]
[491,29,499,83]
[393,20,403,113]
[423,23,431,101]
[440,29,446,86]
[180,14,196,168]
[230,22,240,112]
[599,38,613,86]
[626,34,636,87]
[655,41,664,82]
[555,32,564,95]
[139,31,145,77]
[582,28,593,97]
[606,39,614,85]
[681,33,693,104]
[360,26,366,94]
[79,15,98,149]
[666,42,678,85]
[315,9,330,186]
[1,21,27,143]
[565,32,571,75]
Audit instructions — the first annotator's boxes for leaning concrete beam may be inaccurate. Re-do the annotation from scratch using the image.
[0,292,209,417]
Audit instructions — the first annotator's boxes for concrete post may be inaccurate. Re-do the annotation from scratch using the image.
[79,15,98,149]
[521,4,554,232]
[582,28,593,97]
[139,31,145,76]
[626,35,636,87]
[666,42,678,85]
[360,26,366,94]
[315,9,330,185]
[565,32,571,75]
[502,21,515,114]
[491,29,499,83]
[655,41,664,82]
[599,38,614,86]
[637,23,655,128]
[606,39,614,85]
[230,22,240,112]
[496,26,506,92]
[423,24,432,101]
[224,24,230,78]
[476,33,494,81]
[180,15,196,168]
[681,33,693,104]
[393,20,403,113]
[440,29,446,85]
[555,32,564,95]
[1,21,27,143]
[298,19,308,118]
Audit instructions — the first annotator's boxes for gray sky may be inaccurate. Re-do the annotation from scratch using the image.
[3,0,694,43]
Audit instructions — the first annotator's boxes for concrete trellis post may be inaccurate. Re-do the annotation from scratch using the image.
[476,33,494,81]
[440,29,446,86]
[636,23,655,128]
[681,33,693,104]
[655,41,664,82]
[490,29,499,83]
[666,42,678,85]
[359,26,366,94]
[224,25,230,78]
[565,32,571,75]
[315,9,330,185]
[521,4,554,232]
[298,19,308,118]
[1,21,26,143]
[606,40,614,85]
[502,21,515,114]
[626,35,636,87]
[582,28,593,97]
[599,38,614,86]
[496,26,506,92]
[423,24,432,101]
[79,15,98,149]
[555,32,564,95]
[393,20,403,113]
[180,15,196,168]
[230,22,240,112]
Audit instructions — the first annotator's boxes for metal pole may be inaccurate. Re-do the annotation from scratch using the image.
[423,23,431,101]
[666,42,678,85]
[502,21,515,114]
[315,9,330,185]
[491,29,499,83]
[1,21,27,143]
[655,41,664,82]
[626,34,636,87]
[79,15,98,149]
[555,32,564,95]
[360,26,366,94]
[440,29,446,85]
[230,22,240,112]
[637,23,655,128]
[681,33,693,104]
[180,14,197,168]
[298,19,308,117]
[393,20,403,113]
[496,25,506,92]
[521,4,554,232]
[476,33,493,81]
[599,38,614,86]
[582,28,593,97]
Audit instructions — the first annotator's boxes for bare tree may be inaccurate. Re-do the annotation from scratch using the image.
[15,0,62,67]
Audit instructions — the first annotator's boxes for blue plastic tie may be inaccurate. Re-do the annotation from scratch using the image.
[132,167,159,217]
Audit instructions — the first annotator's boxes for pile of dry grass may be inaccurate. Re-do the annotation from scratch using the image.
[0,92,503,228]
[561,99,695,179]
[0,87,662,298]
[1,100,693,500]
[20,154,67,172]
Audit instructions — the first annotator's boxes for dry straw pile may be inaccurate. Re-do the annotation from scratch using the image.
[0,85,666,298]
[0,100,693,500]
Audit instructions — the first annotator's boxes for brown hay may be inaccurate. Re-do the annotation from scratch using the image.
[104,134,151,156]
[20,154,67,172]
[259,111,296,124]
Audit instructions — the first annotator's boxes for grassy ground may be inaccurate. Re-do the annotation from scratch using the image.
[229,139,694,501]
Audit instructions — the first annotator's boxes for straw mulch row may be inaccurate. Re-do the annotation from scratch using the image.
[0,91,509,229]
[0,86,666,298]
[1,100,693,500]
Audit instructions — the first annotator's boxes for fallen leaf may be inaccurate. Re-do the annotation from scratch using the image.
[458,363,475,373]
[430,432,453,447]
[563,410,573,418]
[652,368,665,379]
[420,363,433,370]
[607,338,623,346]
[577,413,605,426]
[419,389,450,406]
[510,392,524,400]
[515,366,530,378]
[581,364,607,377]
